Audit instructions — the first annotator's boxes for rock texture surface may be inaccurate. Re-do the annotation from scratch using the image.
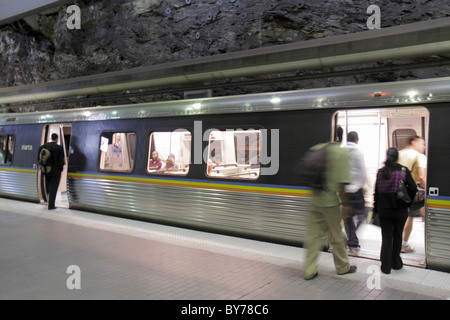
[1,0,450,106]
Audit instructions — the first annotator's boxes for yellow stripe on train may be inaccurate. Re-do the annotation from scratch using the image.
[0,167,36,174]
[68,172,312,197]
[426,199,450,209]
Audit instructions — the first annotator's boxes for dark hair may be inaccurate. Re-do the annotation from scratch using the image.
[51,133,58,141]
[347,131,359,143]
[381,147,399,179]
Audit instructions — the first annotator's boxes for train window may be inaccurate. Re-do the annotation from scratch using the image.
[392,128,417,150]
[206,129,261,180]
[99,132,136,172]
[147,130,191,175]
[0,135,14,165]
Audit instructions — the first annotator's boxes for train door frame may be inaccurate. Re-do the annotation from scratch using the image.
[333,106,429,268]
[38,123,72,208]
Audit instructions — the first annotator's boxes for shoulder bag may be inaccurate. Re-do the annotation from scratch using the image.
[397,167,412,204]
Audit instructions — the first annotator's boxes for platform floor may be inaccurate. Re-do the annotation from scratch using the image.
[0,198,449,304]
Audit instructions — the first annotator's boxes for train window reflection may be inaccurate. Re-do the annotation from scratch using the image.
[0,135,14,165]
[147,131,191,175]
[206,129,261,180]
[99,132,136,172]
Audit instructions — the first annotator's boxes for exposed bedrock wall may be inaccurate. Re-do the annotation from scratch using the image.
[1,0,450,100]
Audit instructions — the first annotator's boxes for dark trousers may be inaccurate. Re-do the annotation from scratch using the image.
[344,189,366,247]
[378,207,408,273]
[45,173,61,209]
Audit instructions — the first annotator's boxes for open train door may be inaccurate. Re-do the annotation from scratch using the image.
[335,107,428,267]
[38,124,72,209]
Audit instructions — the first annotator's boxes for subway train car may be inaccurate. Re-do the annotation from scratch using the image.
[0,77,450,272]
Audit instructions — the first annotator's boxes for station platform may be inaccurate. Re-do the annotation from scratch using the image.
[1,197,449,306]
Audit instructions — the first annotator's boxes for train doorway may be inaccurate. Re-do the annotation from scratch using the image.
[334,107,428,267]
[38,124,72,209]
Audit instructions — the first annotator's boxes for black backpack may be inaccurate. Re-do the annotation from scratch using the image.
[295,143,329,190]
[38,147,52,174]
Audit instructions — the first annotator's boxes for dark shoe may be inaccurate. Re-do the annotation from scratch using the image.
[48,206,56,210]
[338,265,357,275]
[381,266,391,274]
[304,272,318,280]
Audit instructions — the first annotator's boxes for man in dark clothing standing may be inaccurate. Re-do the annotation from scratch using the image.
[38,133,65,210]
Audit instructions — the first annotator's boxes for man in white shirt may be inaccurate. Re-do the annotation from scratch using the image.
[398,135,426,253]
[344,131,368,253]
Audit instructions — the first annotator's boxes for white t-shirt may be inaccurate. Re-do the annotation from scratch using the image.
[344,142,367,193]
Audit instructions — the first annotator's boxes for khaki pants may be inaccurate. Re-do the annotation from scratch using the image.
[303,204,350,279]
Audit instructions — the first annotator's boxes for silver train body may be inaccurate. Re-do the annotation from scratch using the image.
[1,77,450,272]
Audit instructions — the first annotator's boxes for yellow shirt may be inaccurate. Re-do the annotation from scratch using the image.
[398,148,426,184]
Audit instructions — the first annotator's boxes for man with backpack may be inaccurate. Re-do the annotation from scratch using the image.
[38,133,65,210]
[302,127,357,280]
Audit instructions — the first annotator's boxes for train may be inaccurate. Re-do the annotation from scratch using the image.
[0,76,449,272]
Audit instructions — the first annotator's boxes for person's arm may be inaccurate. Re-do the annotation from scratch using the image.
[417,154,427,186]
[417,167,426,186]
[60,146,65,168]
[373,173,379,213]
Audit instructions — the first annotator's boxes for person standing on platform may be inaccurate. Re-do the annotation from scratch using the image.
[343,131,368,253]
[38,133,65,210]
[303,127,357,280]
[373,148,417,274]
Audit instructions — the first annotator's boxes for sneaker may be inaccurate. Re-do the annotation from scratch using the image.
[347,245,360,254]
[401,243,415,253]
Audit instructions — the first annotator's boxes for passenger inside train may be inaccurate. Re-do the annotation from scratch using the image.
[147,131,191,175]
[99,132,135,172]
[0,135,14,165]
[148,151,163,170]
[163,154,176,171]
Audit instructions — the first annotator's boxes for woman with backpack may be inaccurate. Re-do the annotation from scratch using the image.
[373,148,417,274]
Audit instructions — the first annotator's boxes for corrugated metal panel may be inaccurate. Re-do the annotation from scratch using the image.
[0,170,39,201]
[426,208,450,271]
[67,176,309,244]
